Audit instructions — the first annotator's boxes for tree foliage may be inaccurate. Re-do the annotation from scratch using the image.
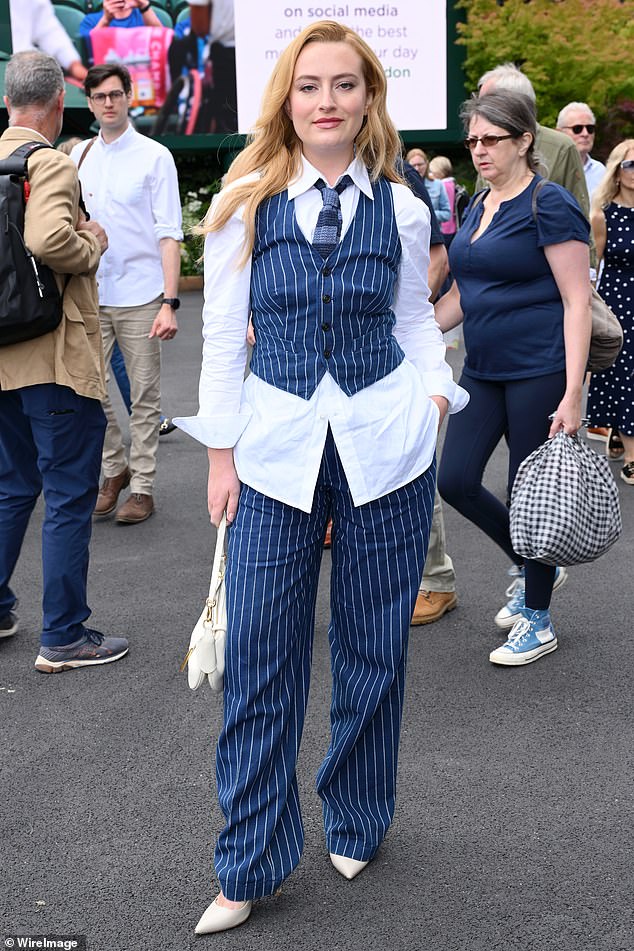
[455,0,634,156]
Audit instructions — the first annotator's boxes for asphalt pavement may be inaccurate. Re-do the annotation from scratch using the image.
[2,290,633,951]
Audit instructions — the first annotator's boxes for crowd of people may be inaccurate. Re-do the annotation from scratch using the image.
[0,12,632,937]
[9,0,238,132]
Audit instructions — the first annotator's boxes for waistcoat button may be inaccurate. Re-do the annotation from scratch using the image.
[322,294,331,303]
[322,322,331,331]
[324,349,332,358]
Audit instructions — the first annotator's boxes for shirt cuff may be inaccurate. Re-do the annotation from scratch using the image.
[423,376,470,415]
[173,411,252,448]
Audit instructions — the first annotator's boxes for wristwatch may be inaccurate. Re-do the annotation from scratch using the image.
[162,297,180,310]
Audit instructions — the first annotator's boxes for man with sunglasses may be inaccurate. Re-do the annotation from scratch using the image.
[70,64,183,524]
[557,102,606,200]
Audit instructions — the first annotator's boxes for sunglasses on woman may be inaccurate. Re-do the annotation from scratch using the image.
[620,159,634,170]
[562,124,596,135]
[464,134,514,150]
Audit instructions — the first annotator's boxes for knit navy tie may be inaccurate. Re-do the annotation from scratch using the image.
[312,175,353,258]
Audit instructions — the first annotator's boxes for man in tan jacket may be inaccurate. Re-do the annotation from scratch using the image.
[0,51,129,673]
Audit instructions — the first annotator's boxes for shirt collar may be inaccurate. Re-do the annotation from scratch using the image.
[98,122,134,149]
[287,154,373,201]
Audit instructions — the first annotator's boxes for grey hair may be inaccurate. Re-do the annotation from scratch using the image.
[556,101,596,129]
[477,63,536,104]
[461,91,542,173]
[4,51,64,110]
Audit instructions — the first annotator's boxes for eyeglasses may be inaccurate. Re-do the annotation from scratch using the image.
[89,90,126,104]
[562,124,596,135]
[464,134,514,151]
[620,159,634,170]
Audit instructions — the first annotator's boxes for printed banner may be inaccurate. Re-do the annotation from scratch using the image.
[234,1,447,134]
[90,26,174,109]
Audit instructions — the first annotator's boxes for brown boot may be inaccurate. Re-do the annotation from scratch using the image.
[411,590,457,626]
[94,468,131,518]
[115,493,154,524]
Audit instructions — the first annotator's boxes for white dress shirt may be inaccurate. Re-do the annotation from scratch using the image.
[10,0,81,71]
[584,154,607,200]
[70,125,183,307]
[175,156,468,512]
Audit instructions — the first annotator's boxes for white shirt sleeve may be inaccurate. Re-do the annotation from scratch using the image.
[392,183,468,412]
[150,151,184,242]
[10,0,82,70]
[176,195,253,448]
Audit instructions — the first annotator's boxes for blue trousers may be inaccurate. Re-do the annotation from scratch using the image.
[438,370,566,609]
[215,431,436,900]
[0,384,106,646]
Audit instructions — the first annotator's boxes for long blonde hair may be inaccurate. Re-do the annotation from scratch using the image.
[201,20,403,259]
[592,138,634,213]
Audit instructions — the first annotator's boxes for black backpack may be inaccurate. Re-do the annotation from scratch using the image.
[0,143,63,347]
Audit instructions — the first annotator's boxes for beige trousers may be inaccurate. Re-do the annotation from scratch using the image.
[420,490,456,593]
[99,298,161,495]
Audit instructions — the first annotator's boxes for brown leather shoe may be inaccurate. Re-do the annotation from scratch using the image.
[411,590,457,626]
[94,468,131,518]
[115,493,154,524]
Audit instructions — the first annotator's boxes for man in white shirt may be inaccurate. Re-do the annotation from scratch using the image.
[557,101,606,201]
[71,63,183,524]
[9,0,87,82]
[188,0,236,131]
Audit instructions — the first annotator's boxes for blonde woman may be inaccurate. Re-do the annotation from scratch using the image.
[176,19,467,934]
[405,146,451,222]
[586,140,634,483]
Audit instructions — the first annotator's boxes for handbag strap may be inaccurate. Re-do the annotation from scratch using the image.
[208,513,227,599]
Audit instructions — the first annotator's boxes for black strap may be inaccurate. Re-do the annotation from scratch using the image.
[530,177,550,222]
[0,141,52,177]
[1,141,72,296]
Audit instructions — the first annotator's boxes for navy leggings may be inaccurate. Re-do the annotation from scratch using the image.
[438,370,567,611]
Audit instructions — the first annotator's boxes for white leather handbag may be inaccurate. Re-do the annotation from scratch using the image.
[181,514,227,693]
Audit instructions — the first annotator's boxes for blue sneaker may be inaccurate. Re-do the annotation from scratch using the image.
[489,609,558,666]
[34,628,129,674]
[494,566,568,630]
[0,611,19,639]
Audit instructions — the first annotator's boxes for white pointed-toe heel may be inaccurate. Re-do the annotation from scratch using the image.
[329,852,369,880]
[194,897,253,934]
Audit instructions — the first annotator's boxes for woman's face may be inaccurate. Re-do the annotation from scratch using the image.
[285,41,370,171]
[467,115,529,186]
[409,155,427,177]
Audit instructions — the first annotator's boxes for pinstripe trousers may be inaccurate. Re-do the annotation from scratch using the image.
[215,430,436,901]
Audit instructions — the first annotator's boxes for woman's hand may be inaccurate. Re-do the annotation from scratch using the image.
[430,395,449,430]
[548,391,583,438]
[207,448,241,526]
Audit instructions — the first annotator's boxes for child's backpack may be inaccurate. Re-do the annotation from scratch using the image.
[0,143,63,346]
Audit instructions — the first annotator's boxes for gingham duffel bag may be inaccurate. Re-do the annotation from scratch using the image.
[510,431,622,566]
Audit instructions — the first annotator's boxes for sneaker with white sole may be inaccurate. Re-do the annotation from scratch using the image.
[34,628,129,673]
[494,565,568,630]
[489,609,558,666]
[0,611,19,638]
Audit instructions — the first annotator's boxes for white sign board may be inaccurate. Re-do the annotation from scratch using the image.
[234,1,447,134]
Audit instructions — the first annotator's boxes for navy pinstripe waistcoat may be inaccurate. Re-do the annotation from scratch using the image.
[249,176,404,400]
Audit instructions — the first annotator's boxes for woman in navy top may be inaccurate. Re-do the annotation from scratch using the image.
[435,90,591,668]
[177,20,467,934]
